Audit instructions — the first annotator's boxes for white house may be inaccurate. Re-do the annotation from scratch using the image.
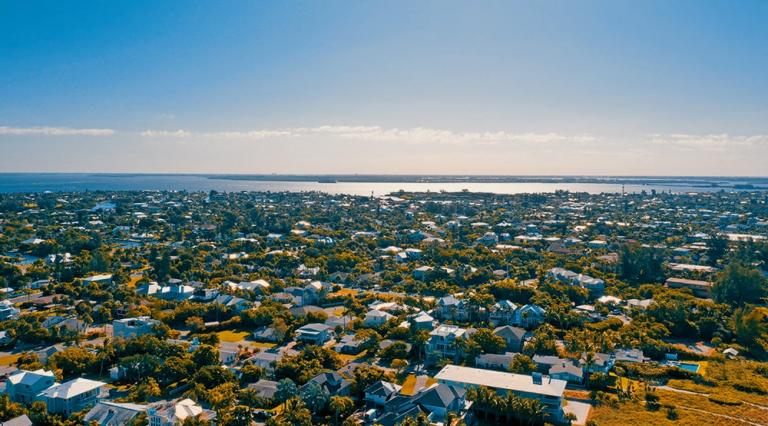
[39,378,106,415]
[5,369,57,403]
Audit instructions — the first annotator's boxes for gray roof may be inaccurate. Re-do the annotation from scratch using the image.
[248,379,278,399]
[0,415,32,426]
[84,401,147,426]
[412,384,465,409]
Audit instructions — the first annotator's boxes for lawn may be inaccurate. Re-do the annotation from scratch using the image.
[0,353,21,366]
[217,330,250,343]
[337,350,367,365]
[400,374,437,396]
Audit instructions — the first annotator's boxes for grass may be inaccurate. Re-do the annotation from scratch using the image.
[400,374,437,396]
[0,354,20,365]
[329,288,358,297]
[250,342,277,349]
[337,350,367,365]
[217,330,250,343]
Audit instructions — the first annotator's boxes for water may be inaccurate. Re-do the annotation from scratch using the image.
[0,173,764,196]
[676,363,700,373]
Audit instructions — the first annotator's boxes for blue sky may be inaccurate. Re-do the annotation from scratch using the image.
[1,0,767,175]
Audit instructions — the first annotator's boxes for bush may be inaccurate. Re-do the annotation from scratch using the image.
[708,395,743,406]
[733,381,767,395]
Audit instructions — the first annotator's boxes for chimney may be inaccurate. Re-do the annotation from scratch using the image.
[532,372,542,385]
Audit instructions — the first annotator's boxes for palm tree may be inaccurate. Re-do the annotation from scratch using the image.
[328,396,353,426]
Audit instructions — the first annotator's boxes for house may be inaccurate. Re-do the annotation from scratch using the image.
[614,348,647,363]
[411,383,466,422]
[493,325,526,352]
[426,325,468,364]
[489,300,518,326]
[5,369,57,403]
[302,372,351,396]
[334,334,365,355]
[475,352,518,370]
[665,277,713,298]
[39,378,106,415]
[248,379,278,399]
[476,232,499,246]
[549,361,584,384]
[547,267,605,295]
[515,304,546,328]
[248,351,282,374]
[408,311,436,331]
[0,330,15,346]
[0,301,20,321]
[84,401,148,426]
[581,352,614,373]
[81,274,113,285]
[228,279,270,293]
[0,414,32,426]
[214,294,252,312]
[113,316,160,339]
[295,323,333,345]
[435,295,461,320]
[252,326,280,343]
[364,380,402,409]
[412,266,433,280]
[364,309,395,328]
[147,398,217,426]
[303,281,332,305]
[192,288,219,302]
[532,355,570,372]
[435,365,567,422]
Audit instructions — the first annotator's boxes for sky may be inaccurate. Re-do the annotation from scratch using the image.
[1,0,767,176]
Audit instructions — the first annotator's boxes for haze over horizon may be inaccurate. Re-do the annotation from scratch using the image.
[1,1,767,176]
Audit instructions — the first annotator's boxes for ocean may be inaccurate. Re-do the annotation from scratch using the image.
[0,173,765,196]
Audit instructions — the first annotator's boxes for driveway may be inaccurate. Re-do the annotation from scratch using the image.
[564,399,592,425]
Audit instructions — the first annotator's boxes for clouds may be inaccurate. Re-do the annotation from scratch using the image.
[650,133,768,151]
[136,125,597,145]
[0,126,114,136]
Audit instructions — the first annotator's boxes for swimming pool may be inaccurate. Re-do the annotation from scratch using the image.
[675,362,700,373]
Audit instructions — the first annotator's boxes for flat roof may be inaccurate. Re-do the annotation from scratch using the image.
[434,365,566,397]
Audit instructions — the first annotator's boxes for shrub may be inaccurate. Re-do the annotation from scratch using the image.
[708,395,743,406]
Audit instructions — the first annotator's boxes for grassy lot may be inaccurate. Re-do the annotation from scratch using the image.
[337,350,367,365]
[400,374,437,395]
[667,359,768,406]
[0,353,20,365]
[329,288,358,297]
[217,330,250,343]
[250,342,277,349]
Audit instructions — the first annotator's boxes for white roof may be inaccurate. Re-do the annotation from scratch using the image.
[435,365,566,398]
[40,378,105,399]
[8,369,55,386]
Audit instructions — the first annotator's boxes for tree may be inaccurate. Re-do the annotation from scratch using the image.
[713,263,767,306]
[129,377,161,402]
[731,307,768,355]
[48,346,96,378]
[300,380,329,413]
[266,398,312,426]
[274,378,299,404]
[192,344,220,368]
[508,354,536,374]
[379,341,409,361]
[328,396,354,426]
[0,394,24,423]
[239,363,264,384]
[222,405,252,426]
[707,235,729,266]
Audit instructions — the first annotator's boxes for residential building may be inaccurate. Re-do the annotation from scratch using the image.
[113,316,160,339]
[435,365,567,422]
[665,277,713,298]
[493,325,526,352]
[84,401,147,426]
[147,398,216,426]
[39,378,106,415]
[426,325,467,364]
[295,323,333,345]
[5,369,57,403]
